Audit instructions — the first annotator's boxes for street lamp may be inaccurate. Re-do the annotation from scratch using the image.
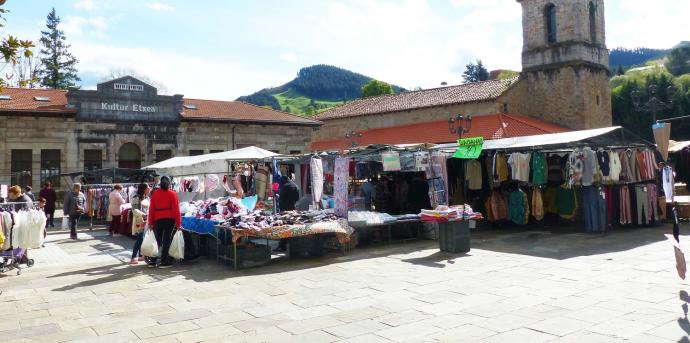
[345,130,363,148]
[448,114,472,139]
[632,83,676,124]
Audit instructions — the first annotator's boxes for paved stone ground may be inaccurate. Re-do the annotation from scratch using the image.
[2,223,690,342]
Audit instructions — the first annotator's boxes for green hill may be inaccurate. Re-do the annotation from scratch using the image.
[237,64,406,116]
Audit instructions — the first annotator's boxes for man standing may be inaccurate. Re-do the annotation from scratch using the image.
[63,183,86,240]
[40,182,57,228]
[278,176,300,212]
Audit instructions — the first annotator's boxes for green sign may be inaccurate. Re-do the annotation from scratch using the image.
[453,137,484,159]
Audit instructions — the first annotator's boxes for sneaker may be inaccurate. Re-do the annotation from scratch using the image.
[138,256,145,261]
[129,259,139,265]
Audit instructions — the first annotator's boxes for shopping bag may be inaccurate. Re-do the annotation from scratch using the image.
[168,230,185,260]
[141,229,159,257]
[62,216,69,230]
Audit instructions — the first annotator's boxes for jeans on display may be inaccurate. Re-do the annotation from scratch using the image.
[131,232,144,259]
[583,186,607,233]
[634,185,650,225]
[153,218,175,265]
[69,214,81,238]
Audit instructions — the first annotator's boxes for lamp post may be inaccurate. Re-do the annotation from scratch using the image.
[448,114,472,139]
[344,131,363,148]
[632,83,675,124]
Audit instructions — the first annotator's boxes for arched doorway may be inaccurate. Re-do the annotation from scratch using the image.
[118,143,142,169]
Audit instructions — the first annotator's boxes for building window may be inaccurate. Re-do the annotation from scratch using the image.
[40,150,60,187]
[502,103,509,113]
[155,150,173,162]
[189,150,204,156]
[209,150,224,154]
[596,95,600,106]
[118,143,142,169]
[589,1,597,43]
[84,149,102,171]
[545,4,557,44]
[11,149,32,187]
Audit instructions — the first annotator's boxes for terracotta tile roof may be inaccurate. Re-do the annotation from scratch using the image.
[315,77,519,120]
[310,113,568,151]
[0,87,74,114]
[180,99,321,126]
[0,87,321,125]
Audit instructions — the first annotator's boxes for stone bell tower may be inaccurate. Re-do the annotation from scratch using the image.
[516,0,612,129]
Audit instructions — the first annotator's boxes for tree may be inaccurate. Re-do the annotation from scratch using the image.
[665,46,690,76]
[0,4,35,90]
[361,80,393,98]
[497,70,519,80]
[462,59,489,83]
[107,68,169,94]
[38,8,80,89]
[11,48,41,88]
[615,65,625,76]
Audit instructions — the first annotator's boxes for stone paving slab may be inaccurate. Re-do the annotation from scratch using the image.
[1,225,690,342]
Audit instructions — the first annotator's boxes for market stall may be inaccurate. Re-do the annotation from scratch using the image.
[433,126,667,233]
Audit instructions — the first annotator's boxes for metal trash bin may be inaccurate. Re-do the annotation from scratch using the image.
[438,220,471,253]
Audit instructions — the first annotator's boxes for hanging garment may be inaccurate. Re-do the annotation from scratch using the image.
[493,152,509,183]
[255,167,269,201]
[489,191,508,222]
[643,150,658,180]
[604,186,615,227]
[431,153,449,204]
[310,157,324,207]
[621,149,640,182]
[531,152,547,185]
[547,155,564,186]
[597,150,611,180]
[508,153,531,182]
[646,183,659,223]
[609,150,622,182]
[620,185,632,225]
[634,184,651,225]
[531,187,544,221]
[582,186,607,233]
[544,186,558,214]
[556,186,577,220]
[205,174,220,192]
[636,150,650,181]
[581,147,597,186]
[663,166,675,200]
[508,188,529,225]
[465,160,483,190]
[568,150,584,186]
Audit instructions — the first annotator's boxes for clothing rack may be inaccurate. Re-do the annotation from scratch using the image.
[80,183,145,229]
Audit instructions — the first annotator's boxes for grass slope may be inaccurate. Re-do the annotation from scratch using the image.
[273,89,344,116]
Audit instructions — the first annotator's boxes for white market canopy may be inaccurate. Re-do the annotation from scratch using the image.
[434,126,652,153]
[144,146,281,176]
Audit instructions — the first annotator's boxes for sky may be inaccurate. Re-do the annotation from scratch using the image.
[3,0,689,100]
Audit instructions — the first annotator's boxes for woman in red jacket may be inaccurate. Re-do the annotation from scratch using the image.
[147,176,181,267]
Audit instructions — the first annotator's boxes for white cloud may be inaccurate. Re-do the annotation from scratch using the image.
[62,16,108,37]
[279,52,298,62]
[74,0,95,11]
[71,41,279,100]
[146,2,176,12]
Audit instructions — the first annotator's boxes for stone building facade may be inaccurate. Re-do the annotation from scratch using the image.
[312,0,612,148]
[0,76,320,188]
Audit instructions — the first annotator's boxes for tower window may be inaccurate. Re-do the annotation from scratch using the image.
[589,2,597,43]
[596,95,600,106]
[545,4,557,44]
[503,103,509,113]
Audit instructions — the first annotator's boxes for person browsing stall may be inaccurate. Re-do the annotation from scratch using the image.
[147,176,181,268]
[63,183,86,240]
[129,183,151,265]
[39,182,57,228]
[8,185,33,211]
[108,184,126,236]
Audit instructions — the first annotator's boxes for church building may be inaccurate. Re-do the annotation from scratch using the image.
[312,0,611,150]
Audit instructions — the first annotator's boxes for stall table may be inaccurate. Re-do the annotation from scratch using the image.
[349,215,422,244]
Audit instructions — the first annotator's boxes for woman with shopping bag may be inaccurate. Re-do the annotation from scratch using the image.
[147,176,181,268]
